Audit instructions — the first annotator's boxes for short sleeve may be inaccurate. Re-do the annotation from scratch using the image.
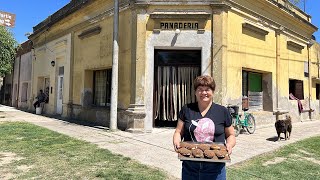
[178,105,186,122]
[224,107,232,127]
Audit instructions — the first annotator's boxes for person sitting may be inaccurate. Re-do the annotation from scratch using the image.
[33,90,46,109]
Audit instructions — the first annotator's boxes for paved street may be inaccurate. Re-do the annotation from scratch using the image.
[1,104,320,179]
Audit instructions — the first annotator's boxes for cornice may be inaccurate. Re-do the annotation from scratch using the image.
[266,0,317,31]
[30,1,130,45]
[226,0,316,42]
[134,0,217,5]
[210,0,232,12]
[130,3,149,9]
[29,0,317,45]
[150,12,211,19]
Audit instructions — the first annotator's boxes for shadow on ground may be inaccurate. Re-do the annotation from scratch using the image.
[21,109,109,131]
[266,136,289,142]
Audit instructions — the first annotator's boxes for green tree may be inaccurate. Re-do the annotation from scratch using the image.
[0,26,18,76]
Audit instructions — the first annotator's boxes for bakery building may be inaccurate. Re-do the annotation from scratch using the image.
[28,0,319,132]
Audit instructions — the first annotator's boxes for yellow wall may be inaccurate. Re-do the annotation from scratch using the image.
[227,11,276,101]
[311,43,320,100]
[72,3,132,109]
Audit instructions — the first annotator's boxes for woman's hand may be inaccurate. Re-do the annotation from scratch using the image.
[173,139,180,152]
[226,143,233,155]
[173,119,184,152]
[225,126,236,155]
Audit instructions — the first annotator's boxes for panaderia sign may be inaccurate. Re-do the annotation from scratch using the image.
[160,22,199,30]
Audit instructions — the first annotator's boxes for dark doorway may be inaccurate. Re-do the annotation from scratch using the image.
[153,50,201,127]
[242,70,263,110]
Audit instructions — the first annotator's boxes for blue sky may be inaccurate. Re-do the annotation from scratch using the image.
[1,0,70,43]
[0,0,319,43]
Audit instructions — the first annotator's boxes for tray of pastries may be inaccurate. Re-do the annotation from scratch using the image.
[177,141,231,163]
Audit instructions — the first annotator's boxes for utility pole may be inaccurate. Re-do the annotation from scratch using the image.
[16,55,21,108]
[110,0,119,131]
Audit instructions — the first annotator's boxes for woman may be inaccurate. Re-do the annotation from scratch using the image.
[173,75,236,180]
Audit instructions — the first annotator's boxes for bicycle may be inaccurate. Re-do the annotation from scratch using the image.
[227,105,256,137]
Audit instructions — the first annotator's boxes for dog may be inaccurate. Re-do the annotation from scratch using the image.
[275,115,292,141]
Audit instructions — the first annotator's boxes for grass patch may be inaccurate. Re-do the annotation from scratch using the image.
[227,136,320,180]
[0,122,168,179]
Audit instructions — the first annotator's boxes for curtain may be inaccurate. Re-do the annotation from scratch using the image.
[94,69,112,106]
[154,66,200,121]
[94,70,107,106]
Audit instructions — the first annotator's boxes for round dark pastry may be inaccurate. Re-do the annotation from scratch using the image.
[220,149,228,155]
[198,144,210,151]
[219,149,229,159]
[210,144,227,151]
[210,144,221,150]
[185,143,198,150]
[179,142,189,149]
[203,150,216,159]
[191,148,204,158]
[178,147,192,157]
[215,151,225,159]
[218,145,227,151]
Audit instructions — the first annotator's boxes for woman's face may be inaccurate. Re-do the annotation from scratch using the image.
[195,86,213,103]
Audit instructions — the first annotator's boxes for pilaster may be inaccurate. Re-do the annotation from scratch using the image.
[125,5,149,132]
[211,3,230,105]
[125,104,146,133]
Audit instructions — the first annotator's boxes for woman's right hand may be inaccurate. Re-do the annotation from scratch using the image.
[173,139,181,152]
[172,119,184,152]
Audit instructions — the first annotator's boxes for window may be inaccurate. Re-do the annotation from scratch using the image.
[44,78,50,103]
[304,62,309,77]
[289,79,304,100]
[21,83,28,102]
[4,84,11,101]
[242,70,263,110]
[93,69,112,106]
[242,70,262,96]
[242,71,248,96]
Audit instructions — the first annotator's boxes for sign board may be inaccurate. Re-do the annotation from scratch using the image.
[160,22,199,30]
[0,11,16,28]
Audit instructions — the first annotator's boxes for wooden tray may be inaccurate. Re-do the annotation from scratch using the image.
[178,154,231,163]
[177,142,231,163]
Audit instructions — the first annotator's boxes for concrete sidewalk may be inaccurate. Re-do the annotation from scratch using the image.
[1,104,320,179]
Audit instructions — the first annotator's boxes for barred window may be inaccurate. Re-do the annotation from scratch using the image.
[289,79,304,100]
[93,69,112,106]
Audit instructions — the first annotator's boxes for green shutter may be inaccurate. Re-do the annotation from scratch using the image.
[249,73,262,92]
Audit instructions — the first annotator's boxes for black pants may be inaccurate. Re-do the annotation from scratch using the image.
[33,101,41,109]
